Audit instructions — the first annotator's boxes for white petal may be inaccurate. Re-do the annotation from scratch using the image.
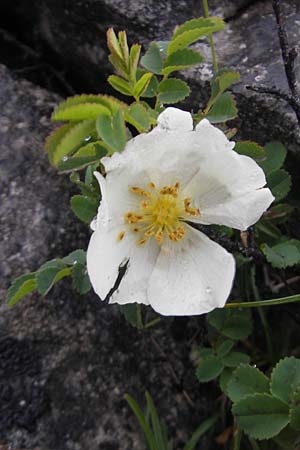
[196,188,274,230]
[110,240,159,305]
[148,226,235,316]
[91,172,110,230]
[157,107,193,131]
[195,118,235,151]
[87,226,131,300]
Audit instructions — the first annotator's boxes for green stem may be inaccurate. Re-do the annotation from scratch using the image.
[144,317,161,329]
[250,267,274,362]
[202,0,218,72]
[225,294,300,309]
[232,428,242,450]
[137,304,144,329]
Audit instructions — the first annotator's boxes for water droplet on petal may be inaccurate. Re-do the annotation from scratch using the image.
[205,286,212,294]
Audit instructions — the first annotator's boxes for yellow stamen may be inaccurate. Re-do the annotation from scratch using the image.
[117,230,125,241]
[122,181,199,246]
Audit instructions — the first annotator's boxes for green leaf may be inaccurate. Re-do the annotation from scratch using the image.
[141,43,163,74]
[49,120,96,166]
[119,304,140,328]
[162,49,203,76]
[108,75,133,96]
[52,94,122,118]
[70,195,98,223]
[168,17,224,54]
[57,141,108,171]
[96,110,126,152]
[125,102,153,132]
[259,141,287,175]
[207,69,240,109]
[232,394,290,440]
[262,240,300,269]
[222,351,250,368]
[206,92,238,123]
[7,273,37,307]
[52,103,110,122]
[133,72,153,98]
[45,123,76,157]
[227,365,269,402]
[264,204,294,223]
[62,249,86,266]
[157,78,190,104]
[234,141,265,160]
[141,75,159,98]
[183,415,218,450]
[267,169,291,202]
[129,44,141,80]
[290,388,300,431]
[196,355,224,382]
[270,357,300,404]
[216,339,234,358]
[145,392,166,450]
[208,308,252,341]
[36,266,72,296]
[72,263,91,295]
[125,394,157,450]
[219,367,235,394]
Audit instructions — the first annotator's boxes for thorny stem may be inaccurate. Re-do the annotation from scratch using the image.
[202,0,218,72]
[225,294,300,309]
[271,0,300,126]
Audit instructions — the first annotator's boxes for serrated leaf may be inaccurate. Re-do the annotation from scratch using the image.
[120,304,140,328]
[125,102,152,132]
[57,141,108,171]
[206,92,238,123]
[72,263,91,295]
[168,17,224,54]
[162,49,203,76]
[36,266,72,296]
[222,351,250,368]
[141,75,159,98]
[234,141,265,160]
[267,169,291,202]
[45,123,76,157]
[290,388,300,431]
[62,249,86,266]
[129,44,141,80]
[259,141,287,175]
[96,110,126,152]
[133,72,153,98]
[262,240,300,269]
[208,308,252,341]
[208,69,240,109]
[7,273,37,307]
[70,195,98,223]
[107,28,123,59]
[52,94,122,117]
[196,355,224,382]
[270,357,300,404]
[219,367,235,394]
[158,78,190,104]
[141,43,163,74]
[108,75,133,96]
[118,30,129,65]
[232,394,290,440]
[227,365,269,402]
[50,120,96,166]
[216,339,234,358]
[52,103,110,122]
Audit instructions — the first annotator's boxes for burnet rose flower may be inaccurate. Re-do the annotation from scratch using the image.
[87,107,274,316]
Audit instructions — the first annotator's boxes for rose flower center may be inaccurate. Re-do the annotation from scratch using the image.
[117,181,200,246]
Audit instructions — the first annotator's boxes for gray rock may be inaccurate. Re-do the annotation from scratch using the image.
[0,65,214,450]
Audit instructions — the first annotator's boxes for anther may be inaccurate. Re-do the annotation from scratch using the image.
[117,230,125,241]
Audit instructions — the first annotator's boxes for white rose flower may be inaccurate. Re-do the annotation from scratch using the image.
[87,107,274,316]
